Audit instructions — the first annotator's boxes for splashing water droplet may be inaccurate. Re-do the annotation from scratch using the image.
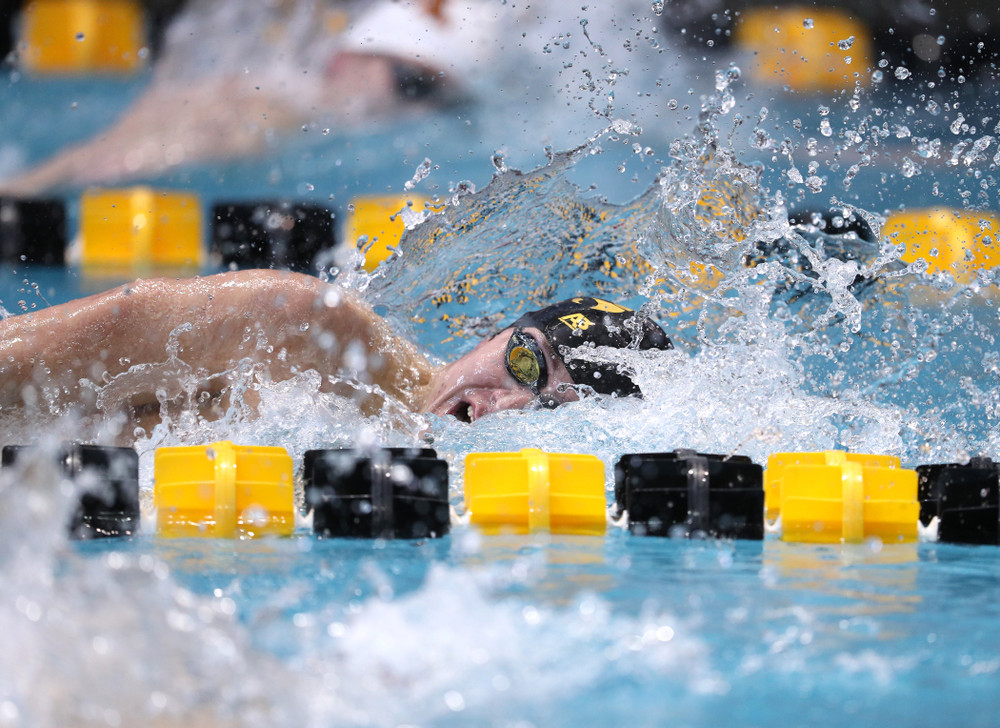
[610,118,640,136]
[404,158,434,191]
[901,157,921,177]
[651,0,664,16]
[895,66,911,80]
[838,36,855,50]
[804,175,825,192]
[803,18,814,29]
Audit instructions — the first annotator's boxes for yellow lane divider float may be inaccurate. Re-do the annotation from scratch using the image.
[19,0,147,75]
[734,5,872,93]
[80,187,203,274]
[344,194,445,272]
[884,207,1000,283]
[464,449,607,535]
[154,441,294,539]
[765,451,919,543]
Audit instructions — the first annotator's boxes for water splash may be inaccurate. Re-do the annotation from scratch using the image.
[358,64,1000,468]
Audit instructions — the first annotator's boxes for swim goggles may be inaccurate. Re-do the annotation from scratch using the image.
[504,328,549,394]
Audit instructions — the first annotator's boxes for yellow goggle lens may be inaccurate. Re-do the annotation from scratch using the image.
[507,346,540,384]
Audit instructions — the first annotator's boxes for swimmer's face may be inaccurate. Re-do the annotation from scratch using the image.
[420,327,579,423]
[323,52,460,120]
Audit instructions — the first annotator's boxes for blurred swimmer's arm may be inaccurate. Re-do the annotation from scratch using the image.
[0,269,434,415]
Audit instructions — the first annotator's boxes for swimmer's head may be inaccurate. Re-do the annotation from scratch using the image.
[421,296,671,423]
[507,297,673,397]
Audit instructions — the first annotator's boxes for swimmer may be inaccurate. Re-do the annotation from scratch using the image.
[1,0,687,195]
[0,0,495,194]
[0,269,672,437]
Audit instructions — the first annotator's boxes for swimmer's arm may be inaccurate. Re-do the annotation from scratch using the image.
[0,269,433,414]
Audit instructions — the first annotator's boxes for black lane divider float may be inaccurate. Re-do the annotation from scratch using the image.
[918,457,1000,545]
[211,201,336,271]
[303,447,450,539]
[0,197,66,265]
[1,443,139,539]
[614,450,765,539]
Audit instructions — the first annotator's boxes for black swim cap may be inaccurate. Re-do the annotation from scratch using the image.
[509,297,672,397]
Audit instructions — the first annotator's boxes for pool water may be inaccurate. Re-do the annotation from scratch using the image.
[10,512,1000,727]
[2,1,1000,726]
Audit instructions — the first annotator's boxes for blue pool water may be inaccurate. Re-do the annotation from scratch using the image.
[36,529,1000,727]
[2,1,1000,726]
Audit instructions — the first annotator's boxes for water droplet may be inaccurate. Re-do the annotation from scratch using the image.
[837,36,855,50]
[894,66,911,79]
[803,18,814,29]
[405,158,434,191]
[901,156,921,177]
[805,175,824,192]
[611,118,639,135]
[651,0,664,16]
[444,690,466,712]
[820,119,833,137]
[75,32,85,41]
